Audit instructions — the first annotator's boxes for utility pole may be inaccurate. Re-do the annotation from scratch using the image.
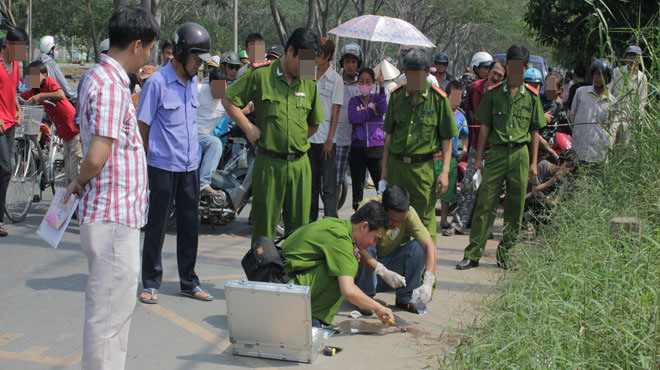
[233,0,238,52]
[28,0,32,61]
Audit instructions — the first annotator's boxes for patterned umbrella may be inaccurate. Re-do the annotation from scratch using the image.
[328,14,435,48]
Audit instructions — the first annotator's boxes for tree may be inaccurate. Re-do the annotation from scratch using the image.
[525,0,659,68]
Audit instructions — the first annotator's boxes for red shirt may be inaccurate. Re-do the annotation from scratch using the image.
[466,79,488,149]
[0,59,19,130]
[20,77,79,141]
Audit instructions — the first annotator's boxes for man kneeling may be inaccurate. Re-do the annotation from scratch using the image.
[282,201,394,327]
[354,185,436,314]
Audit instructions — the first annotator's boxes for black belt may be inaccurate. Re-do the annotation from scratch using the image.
[256,147,304,161]
[494,142,527,148]
[391,152,434,164]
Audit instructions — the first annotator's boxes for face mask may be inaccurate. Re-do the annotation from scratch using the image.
[358,84,373,96]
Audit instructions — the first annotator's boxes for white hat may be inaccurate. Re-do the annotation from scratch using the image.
[374,59,400,81]
[39,35,56,54]
[470,51,493,69]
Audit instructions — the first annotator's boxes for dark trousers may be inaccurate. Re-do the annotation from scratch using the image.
[142,166,200,291]
[308,143,337,221]
[349,146,382,210]
[0,126,15,223]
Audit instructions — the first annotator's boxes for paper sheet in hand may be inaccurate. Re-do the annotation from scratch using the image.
[472,169,482,191]
[37,188,79,248]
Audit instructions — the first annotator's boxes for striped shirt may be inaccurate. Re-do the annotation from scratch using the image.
[77,54,148,228]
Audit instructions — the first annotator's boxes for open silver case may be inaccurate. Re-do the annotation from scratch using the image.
[225,279,324,363]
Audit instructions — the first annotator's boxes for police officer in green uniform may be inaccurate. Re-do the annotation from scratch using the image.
[456,45,546,270]
[282,201,394,326]
[223,28,325,245]
[381,48,457,244]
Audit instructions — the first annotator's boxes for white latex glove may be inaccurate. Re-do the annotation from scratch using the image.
[377,179,387,194]
[418,271,435,305]
[375,262,406,289]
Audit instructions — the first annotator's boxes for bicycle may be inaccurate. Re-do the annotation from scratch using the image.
[4,104,61,222]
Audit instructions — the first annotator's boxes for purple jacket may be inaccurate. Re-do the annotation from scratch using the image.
[347,86,387,147]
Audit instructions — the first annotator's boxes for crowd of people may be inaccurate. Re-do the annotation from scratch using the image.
[0,5,649,369]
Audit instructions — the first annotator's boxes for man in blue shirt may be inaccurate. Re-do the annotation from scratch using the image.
[137,23,214,304]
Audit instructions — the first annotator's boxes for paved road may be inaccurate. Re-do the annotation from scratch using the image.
[1,185,503,369]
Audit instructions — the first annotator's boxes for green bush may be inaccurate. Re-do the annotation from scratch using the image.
[443,16,660,370]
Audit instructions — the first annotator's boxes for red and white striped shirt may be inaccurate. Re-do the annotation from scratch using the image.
[77,54,148,228]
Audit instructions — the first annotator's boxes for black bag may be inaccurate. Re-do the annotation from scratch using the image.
[241,235,291,283]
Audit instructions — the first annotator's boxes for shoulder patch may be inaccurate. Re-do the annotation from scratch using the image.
[390,84,404,93]
[251,60,271,69]
[431,85,448,97]
[525,83,539,95]
[487,82,502,91]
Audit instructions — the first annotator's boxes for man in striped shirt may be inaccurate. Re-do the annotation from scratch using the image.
[64,7,161,370]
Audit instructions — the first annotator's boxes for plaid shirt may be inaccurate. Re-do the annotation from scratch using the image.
[77,54,148,228]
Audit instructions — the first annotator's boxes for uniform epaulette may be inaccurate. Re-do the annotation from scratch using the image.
[525,83,539,95]
[251,60,271,69]
[390,84,404,93]
[487,82,503,91]
[431,85,447,97]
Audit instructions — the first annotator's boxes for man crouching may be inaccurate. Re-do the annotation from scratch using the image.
[282,201,394,327]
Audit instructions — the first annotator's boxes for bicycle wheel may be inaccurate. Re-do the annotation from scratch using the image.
[4,139,37,222]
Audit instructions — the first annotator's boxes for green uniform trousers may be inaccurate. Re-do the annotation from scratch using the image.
[464,145,529,262]
[387,157,438,243]
[251,152,311,246]
[291,263,343,324]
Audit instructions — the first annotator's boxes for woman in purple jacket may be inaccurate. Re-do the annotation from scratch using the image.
[348,67,387,210]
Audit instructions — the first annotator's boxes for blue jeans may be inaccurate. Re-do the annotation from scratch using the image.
[198,133,223,190]
[354,241,426,304]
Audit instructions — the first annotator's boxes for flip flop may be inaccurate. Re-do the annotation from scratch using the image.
[181,286,214,302]
[139,288,159,304]
[442,228,456,236]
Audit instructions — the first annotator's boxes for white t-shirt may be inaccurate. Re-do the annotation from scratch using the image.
[608,65,648,112]
[335,74,360,146]
[309,66,344,144]
[395,73,439,87]
[196,84,227,135]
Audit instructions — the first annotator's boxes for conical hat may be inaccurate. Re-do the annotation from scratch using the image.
[374,59,400,81]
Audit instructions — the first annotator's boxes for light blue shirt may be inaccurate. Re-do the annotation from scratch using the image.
[452,110,469,158]
[137,62,200,172]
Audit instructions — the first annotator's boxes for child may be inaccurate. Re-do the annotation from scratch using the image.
[435,80,469,228]
[20,60,82,184]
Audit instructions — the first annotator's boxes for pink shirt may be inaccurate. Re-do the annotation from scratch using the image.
[77,54,148,228]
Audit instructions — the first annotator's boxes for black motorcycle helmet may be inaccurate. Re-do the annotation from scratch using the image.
[434,52,449,65]
[173,22,212,66]
[589,58,612,84]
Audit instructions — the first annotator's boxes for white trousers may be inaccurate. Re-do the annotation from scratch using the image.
[81,221,140,370]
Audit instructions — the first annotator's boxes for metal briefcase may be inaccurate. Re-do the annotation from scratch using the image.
[225,279,323,363]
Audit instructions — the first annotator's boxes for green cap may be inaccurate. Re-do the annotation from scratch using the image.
[238,50,248,59]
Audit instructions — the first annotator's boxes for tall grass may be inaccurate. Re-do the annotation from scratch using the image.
[442,13,660,370]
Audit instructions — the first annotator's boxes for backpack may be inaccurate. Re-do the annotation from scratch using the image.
[241,235,292,283]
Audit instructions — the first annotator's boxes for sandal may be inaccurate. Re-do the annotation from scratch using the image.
[442,227,456,237]
[395,300,419,314]
[139,288,159,304]
[0,223,7,237]
[181,286,214,302]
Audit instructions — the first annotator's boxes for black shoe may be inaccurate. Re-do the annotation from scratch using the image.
[456,258,479,270]
[395,300,419,314]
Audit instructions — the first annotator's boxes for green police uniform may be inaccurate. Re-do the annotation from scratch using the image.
[226,59,325,245]
[383,82,458,243]
[464,82,546,263]
[282,218,358,324]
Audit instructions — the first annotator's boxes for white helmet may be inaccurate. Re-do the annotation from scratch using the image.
[470,51,493,70]
[39,35,56,54]
[99,39,110,53]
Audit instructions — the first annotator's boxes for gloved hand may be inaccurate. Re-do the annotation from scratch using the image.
[418,271,435,305]
[374,262,406,289]
[377,179,387,194]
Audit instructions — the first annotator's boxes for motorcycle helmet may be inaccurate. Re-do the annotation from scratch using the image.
[172,23,212,65]
[98,38,110,54]
[470,51,493,70]
[589,58,612,84]
[523,67,543,84]
[434,52,449,64]
[339,43,362,68]
[221,51,242,66]
[39,35,56,54]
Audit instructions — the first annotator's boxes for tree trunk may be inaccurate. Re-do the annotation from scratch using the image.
[140,0,151,11]
[148,0,164,65]
[306,0,317,30]
[270,0,289,45]
[113,0,127,9]
[85,0,100,62]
